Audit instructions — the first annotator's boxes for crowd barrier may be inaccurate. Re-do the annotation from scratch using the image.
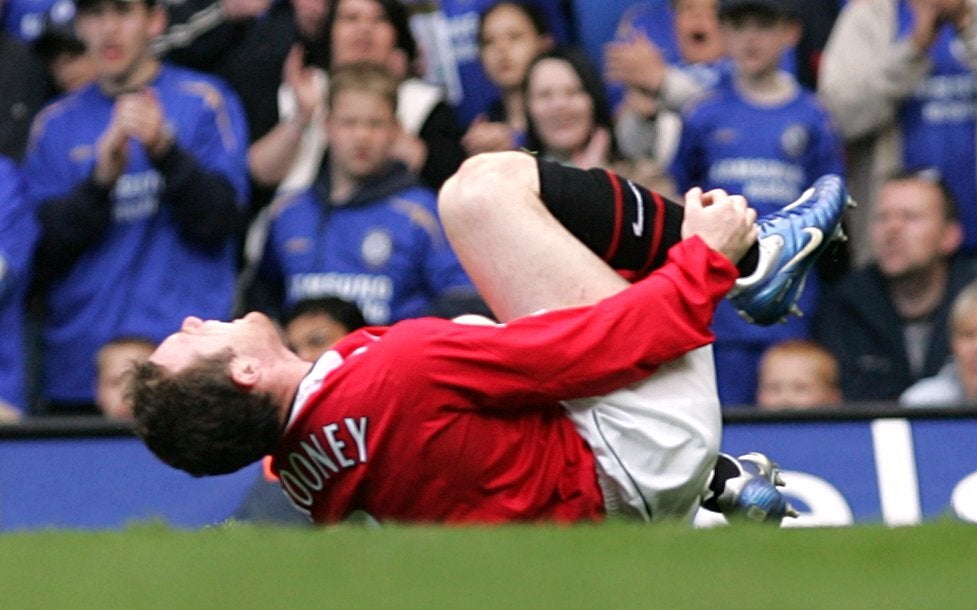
[1,405,976,530]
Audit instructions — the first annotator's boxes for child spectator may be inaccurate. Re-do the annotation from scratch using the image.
[669,0,844,407]
[251,62,481,325]
[605,0,728,169]
[756,339,842,410]
[95,337,156,420]
[282,296,367,363]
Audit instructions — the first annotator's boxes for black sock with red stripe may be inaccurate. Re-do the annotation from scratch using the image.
[536,158,758,277]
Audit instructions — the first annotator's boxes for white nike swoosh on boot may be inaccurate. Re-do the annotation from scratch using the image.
[782,187,815,211]
[781,227,823,273]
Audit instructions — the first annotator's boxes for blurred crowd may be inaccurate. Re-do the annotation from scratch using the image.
[4,0,977,422]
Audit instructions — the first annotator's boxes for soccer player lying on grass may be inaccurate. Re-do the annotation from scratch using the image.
[130,151,851,525]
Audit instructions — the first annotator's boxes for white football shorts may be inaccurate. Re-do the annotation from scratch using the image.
[562,345,721,522]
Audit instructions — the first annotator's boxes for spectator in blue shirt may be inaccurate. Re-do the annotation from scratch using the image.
[669,0,844,406]
[23,0,249,414]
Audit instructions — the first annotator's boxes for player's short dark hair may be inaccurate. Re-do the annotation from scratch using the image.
[129,350,282,477]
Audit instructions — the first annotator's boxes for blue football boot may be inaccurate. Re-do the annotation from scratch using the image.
[728,174,855,326]
[704,452,798,524]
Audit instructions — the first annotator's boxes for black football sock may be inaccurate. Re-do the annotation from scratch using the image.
[700,453,741,513]
[736,244,759,277]
[536,158,758,277]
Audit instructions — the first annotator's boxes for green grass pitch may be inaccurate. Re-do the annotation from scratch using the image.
[2,520,976,609]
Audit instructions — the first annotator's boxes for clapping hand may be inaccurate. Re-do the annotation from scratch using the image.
[462,115,517,155]
[604,31,667,94]
[115,88,172,159]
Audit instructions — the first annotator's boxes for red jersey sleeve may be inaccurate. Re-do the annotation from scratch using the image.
[382,237,736,410]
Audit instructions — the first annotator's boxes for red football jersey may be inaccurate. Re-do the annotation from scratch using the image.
[270,238,736,524]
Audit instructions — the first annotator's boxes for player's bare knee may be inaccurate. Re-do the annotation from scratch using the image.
[438,152,536,227]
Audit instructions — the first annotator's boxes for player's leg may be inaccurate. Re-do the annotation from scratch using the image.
[438,151,632,320]
[533,159,854,327]
[439,152,767,320]
[534,157,760,281]
[442,152,852,327]
[440,153,839,522]
[440,151,753,312]
[439,152,725,522]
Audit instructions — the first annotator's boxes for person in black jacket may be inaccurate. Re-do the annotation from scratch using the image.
[814,168,977,402]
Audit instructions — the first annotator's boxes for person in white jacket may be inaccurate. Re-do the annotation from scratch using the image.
[247,0,466,195]
[818,0,977,266]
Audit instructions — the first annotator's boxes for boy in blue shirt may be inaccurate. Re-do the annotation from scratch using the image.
[670,0,845,406]
[23,0,248,414]
[256,62,480,325]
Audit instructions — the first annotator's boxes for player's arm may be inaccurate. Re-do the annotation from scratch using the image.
[389,235,739,410]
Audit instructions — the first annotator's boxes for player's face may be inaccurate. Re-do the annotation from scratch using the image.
[756,353,839,410]
[330,0,397,68]
[720,13,798,79]
[326,89,399,181]
[74,0,165,87]
[150,312,282,374]
[526,58,595,159]
[673,0,724,64]
[479,4,550,91]
[285,313,351,362]
[953,311,977,402]
[870,180,961,279]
